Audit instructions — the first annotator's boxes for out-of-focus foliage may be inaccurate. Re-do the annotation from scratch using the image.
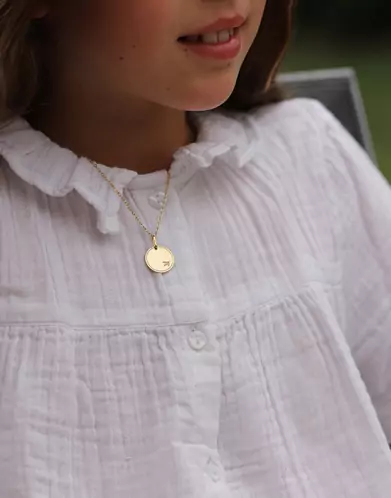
[284,2,391,176]
[296,0,391,36]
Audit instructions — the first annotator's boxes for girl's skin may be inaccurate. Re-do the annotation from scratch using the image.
[31,0,266,174]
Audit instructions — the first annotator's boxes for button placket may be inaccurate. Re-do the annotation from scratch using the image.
[175,325,222,475]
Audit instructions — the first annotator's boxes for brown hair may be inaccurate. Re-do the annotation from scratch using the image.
[224,0,295,111]
[0,0,295,121]
[0,0,42,121]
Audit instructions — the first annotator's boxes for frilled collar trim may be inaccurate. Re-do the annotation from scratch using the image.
[0,110,259,233]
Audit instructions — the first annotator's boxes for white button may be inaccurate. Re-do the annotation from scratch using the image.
[188,330,207,351]
[206,457,221,482]
[148,192,165,210]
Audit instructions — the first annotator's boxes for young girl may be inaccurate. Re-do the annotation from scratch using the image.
[0,0,390,496]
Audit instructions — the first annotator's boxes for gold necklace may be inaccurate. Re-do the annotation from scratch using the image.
[89,160,175,274]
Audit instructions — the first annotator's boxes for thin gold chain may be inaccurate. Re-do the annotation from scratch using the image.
[89,160,171,244]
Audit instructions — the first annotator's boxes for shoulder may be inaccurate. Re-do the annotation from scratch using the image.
[247,96,330,123]
[245,98,391,238]
[222,98,390,234]
[231,97,379,188]
[240,97,341,150]
[215,98,345,176]
[216,98,346,184]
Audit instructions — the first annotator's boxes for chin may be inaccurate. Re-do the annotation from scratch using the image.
[185,96,229,112]
[178,75,239,112]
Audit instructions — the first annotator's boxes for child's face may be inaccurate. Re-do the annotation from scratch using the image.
[44,0,267,111]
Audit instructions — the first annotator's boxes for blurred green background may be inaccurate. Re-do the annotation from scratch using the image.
[281,0,391,178]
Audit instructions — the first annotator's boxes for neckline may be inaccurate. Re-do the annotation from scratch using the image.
[0,109,260,233]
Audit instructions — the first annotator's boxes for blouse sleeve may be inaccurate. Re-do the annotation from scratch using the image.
[313,100,391,441]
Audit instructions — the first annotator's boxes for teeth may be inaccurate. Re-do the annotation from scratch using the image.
[200,29,234,44]
[201,32,219,44]
[181,28,235,45]
[217,29,231,43]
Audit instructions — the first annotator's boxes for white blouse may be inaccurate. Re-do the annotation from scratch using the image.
[0,98,391,498]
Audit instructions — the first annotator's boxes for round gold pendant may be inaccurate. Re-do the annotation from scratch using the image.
[145,245,175,274]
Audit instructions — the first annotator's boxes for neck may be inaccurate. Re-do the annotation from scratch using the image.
[29,87,196,175]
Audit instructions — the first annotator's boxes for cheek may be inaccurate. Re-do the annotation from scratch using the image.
[92,0,175,54]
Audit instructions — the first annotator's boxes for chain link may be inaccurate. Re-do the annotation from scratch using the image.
[89,160,171,243]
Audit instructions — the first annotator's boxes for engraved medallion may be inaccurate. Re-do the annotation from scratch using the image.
[145,245,175,274]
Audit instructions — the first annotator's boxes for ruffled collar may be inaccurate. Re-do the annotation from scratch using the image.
[0,110,259,233]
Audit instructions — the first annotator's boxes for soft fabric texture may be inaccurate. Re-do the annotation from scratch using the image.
[0,98,390,497]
